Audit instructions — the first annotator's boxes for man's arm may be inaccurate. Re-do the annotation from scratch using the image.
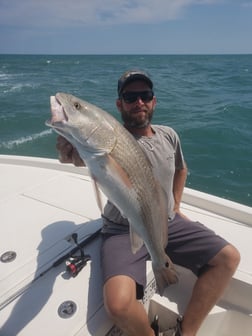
[173,164,188,215]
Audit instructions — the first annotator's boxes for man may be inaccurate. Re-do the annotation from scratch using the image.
[57,70,240,336]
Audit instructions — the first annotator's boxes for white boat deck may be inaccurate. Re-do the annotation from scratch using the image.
[0,155,252,336]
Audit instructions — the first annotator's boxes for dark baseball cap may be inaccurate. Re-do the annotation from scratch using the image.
[117,70,153,96]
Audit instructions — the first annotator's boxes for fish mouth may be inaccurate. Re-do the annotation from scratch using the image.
[46,95,68,127]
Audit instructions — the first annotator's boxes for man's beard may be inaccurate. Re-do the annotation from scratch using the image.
[121,108,153,129]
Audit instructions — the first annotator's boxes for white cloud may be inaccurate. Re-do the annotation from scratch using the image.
[0,0,221,28]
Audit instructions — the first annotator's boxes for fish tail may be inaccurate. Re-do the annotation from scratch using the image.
[153,256,179,296]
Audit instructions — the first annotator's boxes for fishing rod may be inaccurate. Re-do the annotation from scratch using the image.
[0,227,102,311]
[52,227,101,276]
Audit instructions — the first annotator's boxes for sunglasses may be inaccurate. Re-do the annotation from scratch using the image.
[121,90,154,104]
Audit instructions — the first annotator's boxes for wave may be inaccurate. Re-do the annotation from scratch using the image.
[2,82,38,94]
[0,129,53,149]
[0,73,11,80]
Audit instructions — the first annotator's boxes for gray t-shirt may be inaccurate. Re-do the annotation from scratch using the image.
[102,125,185,234]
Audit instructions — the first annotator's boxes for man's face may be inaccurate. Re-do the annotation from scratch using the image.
[116,80,156,129]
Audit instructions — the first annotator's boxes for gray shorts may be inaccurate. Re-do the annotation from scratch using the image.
[101,213,229,299]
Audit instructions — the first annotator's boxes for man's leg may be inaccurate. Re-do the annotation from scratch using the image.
[103,275,155,336]
[181,244,240,336]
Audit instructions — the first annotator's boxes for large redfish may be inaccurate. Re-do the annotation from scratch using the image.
[46,92,178,294]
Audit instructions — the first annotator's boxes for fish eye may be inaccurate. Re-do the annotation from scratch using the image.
[74,102,81,110]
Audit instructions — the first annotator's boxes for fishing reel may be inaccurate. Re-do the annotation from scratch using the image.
[65,233,91,277]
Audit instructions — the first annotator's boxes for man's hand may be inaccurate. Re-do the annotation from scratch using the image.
[174,208,190,220]
[56,135,85,167]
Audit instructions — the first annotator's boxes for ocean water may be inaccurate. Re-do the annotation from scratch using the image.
[0,54,252,206]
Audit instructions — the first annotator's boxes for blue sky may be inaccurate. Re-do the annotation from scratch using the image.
[0,0,251,54]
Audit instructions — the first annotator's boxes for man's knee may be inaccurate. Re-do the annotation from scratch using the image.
[210,244,240,274]
[105,291,132,319]
[103,276,136,320]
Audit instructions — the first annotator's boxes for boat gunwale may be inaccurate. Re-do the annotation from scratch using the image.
[0,154,251,226]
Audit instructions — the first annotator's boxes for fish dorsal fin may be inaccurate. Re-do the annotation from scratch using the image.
[129,225,144,254]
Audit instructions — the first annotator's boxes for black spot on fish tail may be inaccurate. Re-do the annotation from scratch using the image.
[153,256,179,296]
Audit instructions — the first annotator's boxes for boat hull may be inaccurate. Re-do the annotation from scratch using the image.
[0,155,251,335]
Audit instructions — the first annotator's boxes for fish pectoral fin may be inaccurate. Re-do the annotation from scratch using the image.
[130,225,144,254]
[107,155,133,189]
[91,177,104,213]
